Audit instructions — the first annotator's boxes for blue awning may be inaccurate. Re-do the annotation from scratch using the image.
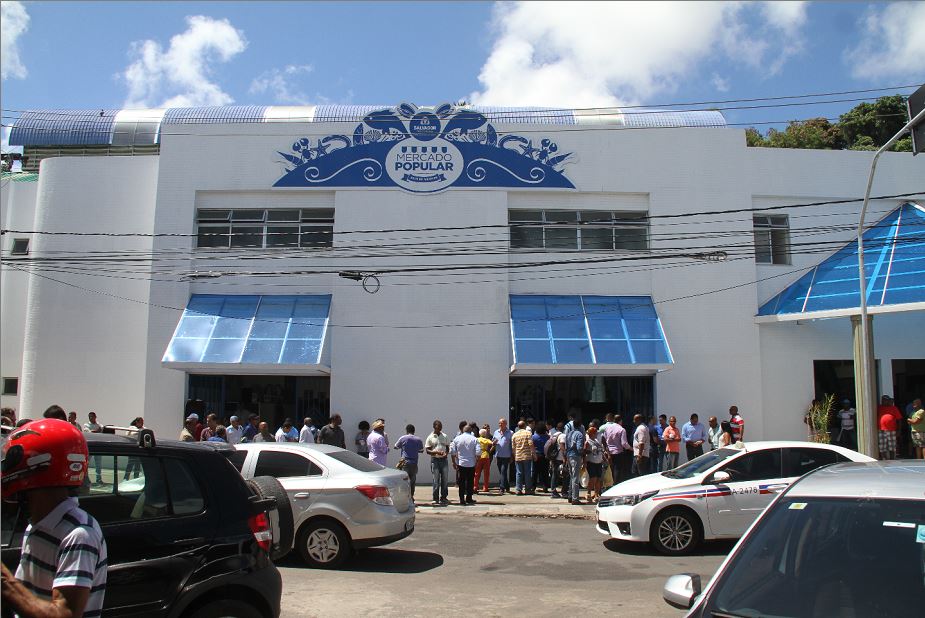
[510,295,673,374]
[758,203,925,321]
[163,295,330,372]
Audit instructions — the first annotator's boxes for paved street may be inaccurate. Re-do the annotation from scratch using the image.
[277,513,733,617]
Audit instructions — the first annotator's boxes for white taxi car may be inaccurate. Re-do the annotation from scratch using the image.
[596,441,873,555]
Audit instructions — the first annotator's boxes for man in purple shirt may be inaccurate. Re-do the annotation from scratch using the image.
[394,424,424,499]
[367,419,389,466]
[603,413,631,486]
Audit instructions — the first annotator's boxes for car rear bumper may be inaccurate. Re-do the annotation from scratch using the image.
[347,505,415,545]
[352,522,414,549]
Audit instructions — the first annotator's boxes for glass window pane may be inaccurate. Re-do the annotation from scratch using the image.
[771,228,790,264]
[211,316,252,339]
[510,225,544,248]
[579,211,612,224]
[515,340,553,363]
[769,215,788,227]
[510,297,546,319]
[163,459,205,515]
[544,227,578,250]
[254,451,311,478]
[593,340,632,363]
[266,225,300,247]
[619,298,657,319]
[256,297,295,318]
[230,225,263,248]
[546,297,583,319]
[629,340,670,364]
[580,227,613,250]
[613,212,647,225]
[287,321,325,339]
[267,210,300,222]
[300,227,332,248]
[512,318,548,339]
[241,339,284,363]
[220,297,259,318]
[176,316,216,338]
[293,298,330,319]
[300,209,334,222]
[614,228,647,250]
[587,318,624,339]
[231,210,265,222]
[624,319,662,339]
[553,340,593,363]
[197,225,230,248]
[549,319,586,339]
[280,339,321,364]
[508,210,543,222]
[197,210,231,222]
[545,210,578,223]
[187,296,224,315]
[754,230,771,263]
[165,338,208,362]
[202,338,246,363]
[249,319,289,339]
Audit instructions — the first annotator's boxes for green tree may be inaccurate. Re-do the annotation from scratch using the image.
[745,128,768,147]
[838,95,909,150]
[765,117,844,150]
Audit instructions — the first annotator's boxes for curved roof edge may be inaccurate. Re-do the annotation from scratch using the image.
[9,104,727,147]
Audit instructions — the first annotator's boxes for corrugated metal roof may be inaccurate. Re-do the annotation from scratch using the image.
[622,109,726,128]
[9,109,119,146]
[311,105,382,122]
[162,106,268,125]
[472,106,577,125]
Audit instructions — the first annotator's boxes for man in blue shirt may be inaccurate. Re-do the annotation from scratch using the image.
[394,425,424,500]
[492,419,513,495]
[451,425,481,506]
[681,413,708,462]
[565,420,586,505]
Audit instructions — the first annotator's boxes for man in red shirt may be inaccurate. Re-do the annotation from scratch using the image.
[728,405,745,442]
[877,395,903,460]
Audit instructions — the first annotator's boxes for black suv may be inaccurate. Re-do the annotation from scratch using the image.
[2,430,283,618]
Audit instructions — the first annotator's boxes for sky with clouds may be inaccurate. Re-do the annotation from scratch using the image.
[2,0,924,147]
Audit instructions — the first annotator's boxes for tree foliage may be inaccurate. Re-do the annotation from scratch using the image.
[746,95,912,152]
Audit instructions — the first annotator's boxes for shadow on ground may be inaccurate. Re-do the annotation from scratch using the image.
[278,548,444,574]
[603,538,737,557]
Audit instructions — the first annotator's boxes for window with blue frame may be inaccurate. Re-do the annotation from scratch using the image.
[163,295,330,364]
[510,295,672,365]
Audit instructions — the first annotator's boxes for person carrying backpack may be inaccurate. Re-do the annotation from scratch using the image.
[565,420,586,505]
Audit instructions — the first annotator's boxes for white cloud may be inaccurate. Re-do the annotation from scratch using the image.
[845,2,925,80]
[249,64,314,104]
[711,73,730,93]
[1,0,30,80]
[123,15,247,108]
[470,1,808,107]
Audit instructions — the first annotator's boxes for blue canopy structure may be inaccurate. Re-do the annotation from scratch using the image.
[758,202,925,321]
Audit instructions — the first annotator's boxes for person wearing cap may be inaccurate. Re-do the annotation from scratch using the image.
[836,399,856,450]
[226,416,244,444]
[877,395,903,460]
[367,419,389,465]
[180,414,198,442]
[1,418,108,616]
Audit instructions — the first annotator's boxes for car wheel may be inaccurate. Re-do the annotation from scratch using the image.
[247,476,294,561]
[650,508,702,556]
[190,599,263,618]
[297,519,350,568]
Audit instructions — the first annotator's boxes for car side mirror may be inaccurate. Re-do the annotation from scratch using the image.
[710,470,731,484]
[663,573,702,610]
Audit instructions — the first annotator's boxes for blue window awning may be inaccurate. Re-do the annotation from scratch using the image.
[163,295,331,374]
[510,295,673,375]
[758,203,925,322]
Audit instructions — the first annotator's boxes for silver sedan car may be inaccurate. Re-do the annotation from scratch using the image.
[231,442,414,568]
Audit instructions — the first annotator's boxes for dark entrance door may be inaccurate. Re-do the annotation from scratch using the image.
[187,375,330,430]
[509,376,654,427]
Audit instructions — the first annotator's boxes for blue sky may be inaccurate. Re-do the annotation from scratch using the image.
[2,1,924,143]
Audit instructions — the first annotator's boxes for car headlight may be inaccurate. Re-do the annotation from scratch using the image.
[609,490,658,506]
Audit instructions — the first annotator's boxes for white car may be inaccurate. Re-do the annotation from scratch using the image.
[230,442,414,568]
[596,441,873,555]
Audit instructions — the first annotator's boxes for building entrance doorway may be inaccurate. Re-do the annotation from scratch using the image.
[186,375,330,431]
[509,376,654,427]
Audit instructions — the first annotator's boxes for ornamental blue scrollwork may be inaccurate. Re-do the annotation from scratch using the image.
[273,102,575,193]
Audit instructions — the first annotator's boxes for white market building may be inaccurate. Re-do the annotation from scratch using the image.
[1,103,923,465]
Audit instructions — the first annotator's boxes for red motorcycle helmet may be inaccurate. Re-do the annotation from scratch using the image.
[1,418,88,499]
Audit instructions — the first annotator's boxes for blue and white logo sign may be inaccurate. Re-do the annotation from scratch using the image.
[274,103,575,194]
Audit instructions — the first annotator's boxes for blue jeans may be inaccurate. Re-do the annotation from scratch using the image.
[431,457,448,502]
[515,459,533,492]
[568,456,582,502]
[495,456,511,491]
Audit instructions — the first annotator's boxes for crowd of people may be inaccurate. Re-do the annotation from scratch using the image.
[812,395,925,460]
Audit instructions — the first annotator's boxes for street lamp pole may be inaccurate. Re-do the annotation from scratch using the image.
[855,106,925,457]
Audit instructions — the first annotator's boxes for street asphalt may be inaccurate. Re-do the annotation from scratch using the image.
[276,508,734,617]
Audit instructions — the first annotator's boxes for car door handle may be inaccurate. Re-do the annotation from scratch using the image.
[293,492,311,499]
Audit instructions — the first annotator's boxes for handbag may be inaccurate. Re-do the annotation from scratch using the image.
[396,457,406,470]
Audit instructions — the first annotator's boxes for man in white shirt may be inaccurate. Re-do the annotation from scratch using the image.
[632,414,650,477]
[450,424,481,506]
[275,419,298,442]
[299,417,318,444]
[225,416,244,444]
[707,416,722,451]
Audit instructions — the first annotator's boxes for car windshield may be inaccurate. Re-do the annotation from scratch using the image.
[706,497,925,617]
[662,448,738,479]
[326,450,385,472]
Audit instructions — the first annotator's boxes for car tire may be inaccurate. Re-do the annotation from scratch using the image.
[247,476,294,561]
[650,508,702,556]
[296,519,350,569]
[189,599,263,618]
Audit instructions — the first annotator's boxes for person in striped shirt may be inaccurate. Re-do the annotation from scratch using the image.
[1,418,107,617]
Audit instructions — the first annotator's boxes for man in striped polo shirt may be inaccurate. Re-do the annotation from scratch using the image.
[1,418,107,617]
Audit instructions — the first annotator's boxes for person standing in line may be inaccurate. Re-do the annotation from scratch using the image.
[531,422,550,493]
[632,414,650,477]
[835,399,857,450]
[207,425,228,442]
[0,419,108,618]
[394,425,424,500]
[492,418,513,495]
[907,399,924,459]
[877,395,903,460]
[584,425,607,503]
[719,421,734,447]
[474,428,493,494]
[318,414,346,448]
[226,416,245,445]
[199,413,218,441]
[83,412,104,485]
[275,419,298,443]
[299,417,318,444]
[545,422,566,499]
[450,424,481,506]
[728,405,745,442]
[707,416,722,451]
[253,422,274,442]
[662,416,682,470]
[241,413,259,443]
[180,414,198,442]
[681,414,707,461]
[602,414,631,487]
[564,419,586,505]
[367,419,389,465]
[67,411,80,429]
[511,421,535,496]
[646,416,660,473]
[654,415,668,472]
[355,420,371,458]
[425,420,451,506]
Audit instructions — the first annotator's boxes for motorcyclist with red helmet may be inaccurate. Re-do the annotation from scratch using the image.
[1,419,107,617]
